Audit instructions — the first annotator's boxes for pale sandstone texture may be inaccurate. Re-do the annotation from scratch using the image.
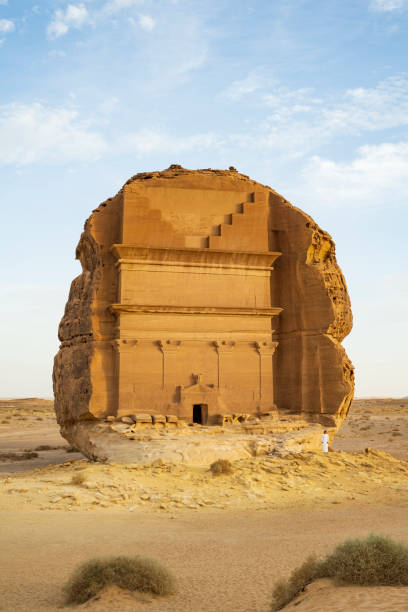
[53,166,353,461]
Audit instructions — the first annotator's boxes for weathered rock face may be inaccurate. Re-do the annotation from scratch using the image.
[53,166,353,461]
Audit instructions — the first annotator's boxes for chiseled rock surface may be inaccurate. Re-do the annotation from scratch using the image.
[61,419,325,465]
[53,166,353,462]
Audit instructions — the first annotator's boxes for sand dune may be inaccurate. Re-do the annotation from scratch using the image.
[280,578,408,612]
[1,398,408,611]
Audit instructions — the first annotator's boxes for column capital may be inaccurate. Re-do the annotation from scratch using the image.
[255,341,278,355]
[111,339,138,351]
[213,340,236,353]
[158,339,182,353]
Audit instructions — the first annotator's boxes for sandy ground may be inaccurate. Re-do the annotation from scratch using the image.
[0,398,408,611]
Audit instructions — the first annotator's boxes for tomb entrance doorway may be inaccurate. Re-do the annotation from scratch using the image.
[193,404,208,425]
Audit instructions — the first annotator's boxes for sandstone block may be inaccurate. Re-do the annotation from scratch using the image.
[166,415,178,423]
[53,166,353,462]
[121,416,134,424]
[133,414,152,424]
[152,414,166,424]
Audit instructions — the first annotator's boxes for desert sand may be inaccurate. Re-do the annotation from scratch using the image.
[1,398,408,611]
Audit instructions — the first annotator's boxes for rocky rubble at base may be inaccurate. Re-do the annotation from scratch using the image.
[61,413,328,465]
[2,448,407,515]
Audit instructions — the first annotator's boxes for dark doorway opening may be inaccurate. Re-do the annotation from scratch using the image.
[193,404,208,425]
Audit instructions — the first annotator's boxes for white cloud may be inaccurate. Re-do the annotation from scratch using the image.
[103,0,142,12]
[370,0,407,11]
[291,142,408,208]
[223,73,269,100]
[0,19,14,33]
[138,14,155,31]
[122,129,222,154]
[0,103,107,164]
[239,74,408,158]
[0,0,8,5]
[47,3,89,39]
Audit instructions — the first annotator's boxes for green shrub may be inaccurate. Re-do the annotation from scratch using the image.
[210,458,233,476]
[319,534,408,586]
[64,555,177,604]
[271,535,408,611]
[271,556,319,611]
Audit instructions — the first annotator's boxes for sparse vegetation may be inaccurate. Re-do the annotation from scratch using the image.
[271,535,408,611]
[271,556,320,611]
[210,458,233,476]
[63,555,177,604]
[0,451,38,461]
[71,471,88,486]
[34,444,60,451]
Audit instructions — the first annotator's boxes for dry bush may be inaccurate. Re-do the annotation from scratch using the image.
[35,444,59,451]
[271,535,408,611]
[0,451,38,461]
[210,458,233,476]
[63,555,176,605]
[271,556,319,611]
[1,420,10,424]
[71,471,87,486]
[319,534,408,586]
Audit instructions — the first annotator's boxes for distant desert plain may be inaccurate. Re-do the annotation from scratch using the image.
[1,397,408,611]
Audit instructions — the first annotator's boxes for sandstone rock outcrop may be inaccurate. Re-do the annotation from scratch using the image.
[53,166,353,462]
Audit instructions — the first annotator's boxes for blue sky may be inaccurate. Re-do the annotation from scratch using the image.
[0,0,407,398]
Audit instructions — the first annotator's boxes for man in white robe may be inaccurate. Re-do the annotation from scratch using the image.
[321,430,329,452]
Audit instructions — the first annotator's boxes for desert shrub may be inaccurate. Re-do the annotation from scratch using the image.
[35,444,58,451]
[210,458,233,476]
[64,555,176,604]
[71,471,87,486]
[0,451,38,461]
[271,535,408,611]
[271,556,319,611]
[319,534,408,586]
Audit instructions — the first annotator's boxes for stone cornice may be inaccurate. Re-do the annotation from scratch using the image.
[110,244,281,270]
[110,304,282,317]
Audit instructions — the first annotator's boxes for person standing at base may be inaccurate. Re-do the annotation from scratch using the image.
[321,430,329,453]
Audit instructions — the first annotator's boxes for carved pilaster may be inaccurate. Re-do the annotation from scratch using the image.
[255,341,278,405]
[158,339,182,389]
[111,339,139,414]
[213,340,236,388]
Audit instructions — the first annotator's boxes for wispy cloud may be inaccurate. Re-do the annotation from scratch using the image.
[0,18,14,33]
[222,73,270,101]
[370,0,407,11]
[138,14,155,31]
[0,103,107,164]
[121,129,222,154]
[0,0,8,6]
[225,74,408,158]
[47,3,89,39]
[290,141,408,208]
[102,0,143,14]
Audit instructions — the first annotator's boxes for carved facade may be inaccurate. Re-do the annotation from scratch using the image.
[54,167,354,431]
